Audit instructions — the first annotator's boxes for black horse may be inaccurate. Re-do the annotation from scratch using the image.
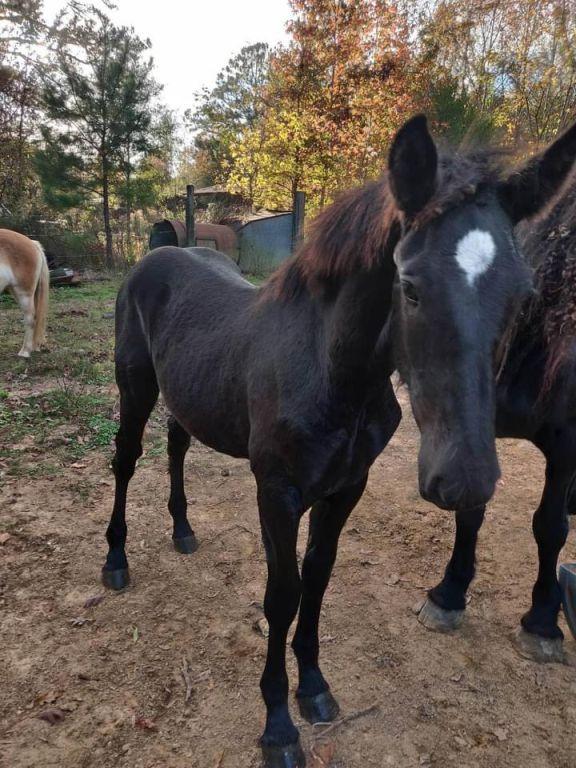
[103,115,575,768]
[415,133,576,662]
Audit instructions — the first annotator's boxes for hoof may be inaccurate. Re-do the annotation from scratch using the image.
[102,567,130,591]
[559,563,576,641]
[418,598,465,633]
[514,628,565,664]
[261,740,306,768]
[173,534,198,554]
[297,690,340,724]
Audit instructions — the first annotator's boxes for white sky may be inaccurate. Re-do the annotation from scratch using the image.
[42,0,291,116]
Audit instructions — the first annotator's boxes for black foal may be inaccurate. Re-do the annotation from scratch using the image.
[103,115,576,766]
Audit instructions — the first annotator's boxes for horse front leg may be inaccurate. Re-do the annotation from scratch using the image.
[291,477,367,724]
[418,507,485,632]
[256,473,305,768]
[517,429,573,662]
[102,365,159,590]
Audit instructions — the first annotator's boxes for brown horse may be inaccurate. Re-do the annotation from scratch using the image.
[0,229,49,357]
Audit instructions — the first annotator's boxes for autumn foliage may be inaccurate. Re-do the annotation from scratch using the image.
[217,0,576,212]
[226,0,416,211]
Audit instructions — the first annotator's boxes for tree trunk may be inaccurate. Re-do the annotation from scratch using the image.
[102,155,114,268]
[126,144,132,261]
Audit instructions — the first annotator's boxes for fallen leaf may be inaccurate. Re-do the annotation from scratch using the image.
[35,690,60,705]
[134,715,157,731]
[0,532,11,544]
[132,626,139,642]
[38,708,65,725]
[493,727,508,742]
[84,595,105,609]
[311,740,336,766]
[70,462,87,469]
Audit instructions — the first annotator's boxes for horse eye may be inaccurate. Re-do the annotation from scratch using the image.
[401,280,419,306]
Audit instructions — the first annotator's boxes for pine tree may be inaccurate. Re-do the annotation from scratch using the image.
[37,8,160,265]
[188,43,270,185]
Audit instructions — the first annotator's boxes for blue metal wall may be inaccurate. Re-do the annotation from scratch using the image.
[237,213,293,274]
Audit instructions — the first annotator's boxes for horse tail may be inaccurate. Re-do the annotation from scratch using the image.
[33,242,49,348]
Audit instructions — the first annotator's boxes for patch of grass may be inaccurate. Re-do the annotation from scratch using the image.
[244,273,269,287]
[51,280,120,305]
[87,414,117,447]
[0,278,124,478]
[0,378,116,475]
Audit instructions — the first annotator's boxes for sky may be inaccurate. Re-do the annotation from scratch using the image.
[42,0,291,115]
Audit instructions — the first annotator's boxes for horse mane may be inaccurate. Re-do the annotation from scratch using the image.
[262,147,507,302]
[513,167,576,394]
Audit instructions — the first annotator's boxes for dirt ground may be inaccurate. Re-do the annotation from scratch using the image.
[1,280,576,768]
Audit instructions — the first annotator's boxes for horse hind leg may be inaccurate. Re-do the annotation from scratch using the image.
[102,362,159,590]
[13,288,35,358]
[167,415,198,554]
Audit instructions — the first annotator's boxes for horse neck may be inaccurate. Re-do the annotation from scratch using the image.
[324,255,396,390]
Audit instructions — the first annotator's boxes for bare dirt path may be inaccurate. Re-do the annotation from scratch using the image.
[1,283,575,768]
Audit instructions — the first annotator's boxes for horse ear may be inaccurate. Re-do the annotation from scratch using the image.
[498,121,576,223]
[388,114,438,218]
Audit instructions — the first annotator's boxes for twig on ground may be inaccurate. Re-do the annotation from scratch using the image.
[311,703,380,740]
[204,523,258,543]
[180,657,193,704]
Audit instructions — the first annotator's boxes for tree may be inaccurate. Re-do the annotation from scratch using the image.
[0,0,44,213]
[414,0,576,146]
[228,0,414,211]
[113,45,162,257]
[187,43,270,185]
[37,7,160,264]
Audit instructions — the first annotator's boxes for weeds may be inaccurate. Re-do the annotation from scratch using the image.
[0,278,121,476]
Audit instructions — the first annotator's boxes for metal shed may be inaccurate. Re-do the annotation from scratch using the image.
[236,213,294,273]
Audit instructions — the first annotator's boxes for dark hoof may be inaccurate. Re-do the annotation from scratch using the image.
[173,534,198,554]
[297,690,340,724]
[102,567,130,591]
[261,740,306,768]
[514,628,565,664]
[559,563,576,641]
[418,598,464,633]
